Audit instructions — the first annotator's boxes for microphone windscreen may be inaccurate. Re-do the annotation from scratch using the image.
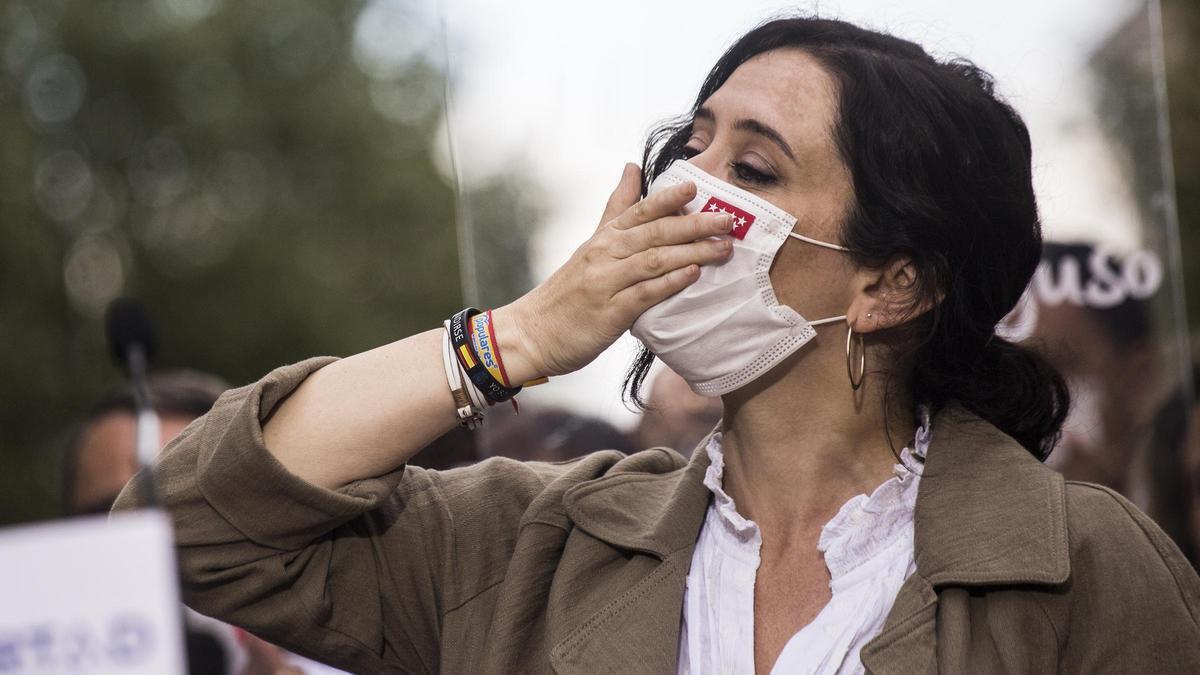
[105,297,158,368]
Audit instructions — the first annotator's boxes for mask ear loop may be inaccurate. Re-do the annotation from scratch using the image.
[789,232,860,384]
[846,325,866,390]
[788,232,853,252]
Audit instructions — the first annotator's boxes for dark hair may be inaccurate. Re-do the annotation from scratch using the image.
[61,369,229,515]
[625,16,1069,459]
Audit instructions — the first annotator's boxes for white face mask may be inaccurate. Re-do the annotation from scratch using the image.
[630,160,849,396]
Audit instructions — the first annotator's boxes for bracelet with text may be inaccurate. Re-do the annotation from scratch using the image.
[470,311,520,412]
[470,310,513,388]
[449,308,522,404]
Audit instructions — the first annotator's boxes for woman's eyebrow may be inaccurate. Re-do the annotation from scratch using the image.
[695,105,797,162]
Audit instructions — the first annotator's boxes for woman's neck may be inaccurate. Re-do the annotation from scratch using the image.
[717,344,915,539]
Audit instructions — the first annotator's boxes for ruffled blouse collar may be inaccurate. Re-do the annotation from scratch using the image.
[702,409,931,580]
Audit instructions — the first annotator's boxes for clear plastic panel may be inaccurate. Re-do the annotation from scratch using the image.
[997,0,1195,551]
[441,0,1192,547]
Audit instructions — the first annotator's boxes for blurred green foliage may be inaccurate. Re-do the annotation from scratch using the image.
[1165,0,1200,342]
[0,0,538,524]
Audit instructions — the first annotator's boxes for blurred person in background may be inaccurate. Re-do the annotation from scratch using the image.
[1150,362,1200,568]
[63,370,229,517]
[1138,364,1200,568]
[1027,242,1199,566]
[115,17,1200,673]
[485,405,638,462]
[1029,242,1159,494]
[635,367,723,456]
[65,370,345,675]
[1164,361,1200,568]
[1187,363,1200,564]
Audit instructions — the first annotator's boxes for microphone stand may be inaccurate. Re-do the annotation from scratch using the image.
[107,296,164,509]
[125,341,162,508]
[104,298,203,674]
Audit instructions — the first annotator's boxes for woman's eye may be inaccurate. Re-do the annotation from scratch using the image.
[680,145,702,159]
[732,161,776,186]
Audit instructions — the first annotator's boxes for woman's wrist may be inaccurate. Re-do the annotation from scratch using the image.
[489,303,544,386]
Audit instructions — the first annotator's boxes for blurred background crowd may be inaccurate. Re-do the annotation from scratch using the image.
[1,0,1199,671]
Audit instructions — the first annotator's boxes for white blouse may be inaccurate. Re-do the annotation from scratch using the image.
[677,417,931,675]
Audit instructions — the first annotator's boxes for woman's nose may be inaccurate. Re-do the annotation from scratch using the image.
[685,148,729,183]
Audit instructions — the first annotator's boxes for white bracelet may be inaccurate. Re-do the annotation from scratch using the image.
[442,323,484,429]
[445,319,491,411]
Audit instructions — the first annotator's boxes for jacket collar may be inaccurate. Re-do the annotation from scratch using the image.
[912,405,1069,586]
[553,406,1069,674]
[562,444,713,560]
[561,405,1069,584]
[549,446,711,673]
[860,405,1069,675]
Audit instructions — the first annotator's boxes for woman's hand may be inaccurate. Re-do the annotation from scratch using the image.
[258,163,732,490]
[493,163,734,383]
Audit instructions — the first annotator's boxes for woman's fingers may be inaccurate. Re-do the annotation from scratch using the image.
[609,237,733,291]
[596,163,644,233]
[610,264,703,318]
[500,167,723,377]
[608,180,697,231]
[611,211,733,258]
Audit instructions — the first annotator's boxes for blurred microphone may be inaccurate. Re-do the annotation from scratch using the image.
[105,298,162,501]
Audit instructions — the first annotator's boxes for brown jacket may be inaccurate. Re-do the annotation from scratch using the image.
[114,358,1200,674]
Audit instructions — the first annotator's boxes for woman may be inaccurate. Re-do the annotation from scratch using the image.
[116,17,1200,674]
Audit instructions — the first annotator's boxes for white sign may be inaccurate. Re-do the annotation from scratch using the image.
[998,247,1165,342]
[0,510,185,674]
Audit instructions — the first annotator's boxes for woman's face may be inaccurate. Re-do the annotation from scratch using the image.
[682,48,859,323]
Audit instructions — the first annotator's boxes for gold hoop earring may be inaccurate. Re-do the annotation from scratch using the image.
[846,326,865,390]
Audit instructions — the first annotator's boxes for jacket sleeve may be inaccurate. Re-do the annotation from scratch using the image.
[111,357,563,674]
[1059,482,1200,673]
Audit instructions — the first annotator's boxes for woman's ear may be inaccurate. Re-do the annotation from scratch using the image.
[845,256,938,333]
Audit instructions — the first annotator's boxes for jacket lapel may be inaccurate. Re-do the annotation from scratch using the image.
[550,446,713,674]
[550,407,1072,675]
[859,574,940,674]
[861,405,1070,674]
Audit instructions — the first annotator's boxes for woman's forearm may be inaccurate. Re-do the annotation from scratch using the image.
[261,305,543,490]
[262,327,458,490]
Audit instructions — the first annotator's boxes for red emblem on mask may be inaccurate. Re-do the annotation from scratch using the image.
[702,197,755,239]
